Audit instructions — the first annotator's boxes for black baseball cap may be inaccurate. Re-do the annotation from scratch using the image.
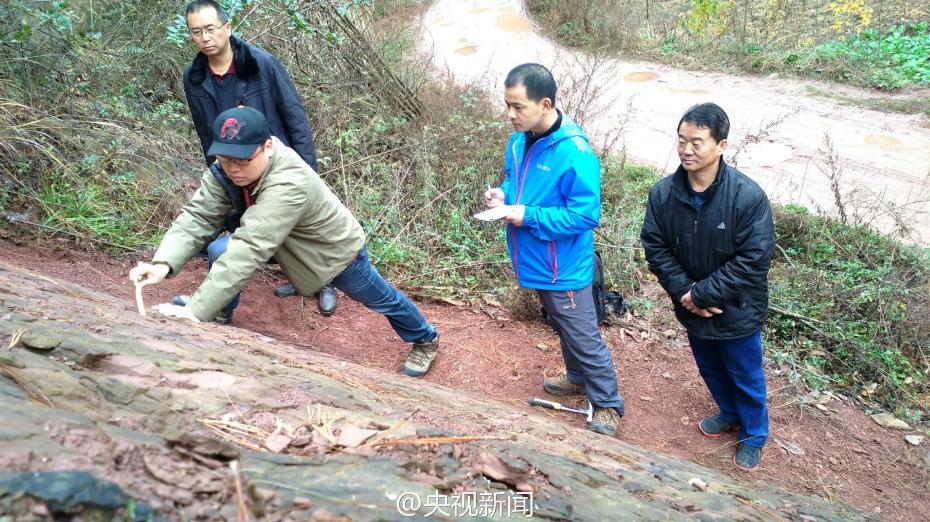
[207,106,271,159]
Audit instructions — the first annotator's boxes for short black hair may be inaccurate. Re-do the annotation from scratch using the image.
[185,0,229,24]
[678,103,730,143]
[505,63,557,105]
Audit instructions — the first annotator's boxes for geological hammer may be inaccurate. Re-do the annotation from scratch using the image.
[528,397,593,422]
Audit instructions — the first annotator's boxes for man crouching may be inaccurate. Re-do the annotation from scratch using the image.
[130,106,440,377]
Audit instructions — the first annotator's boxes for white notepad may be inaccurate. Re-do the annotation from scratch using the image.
[473,205,512,221]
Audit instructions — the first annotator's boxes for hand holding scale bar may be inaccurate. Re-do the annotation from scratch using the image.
[528,397,593,422]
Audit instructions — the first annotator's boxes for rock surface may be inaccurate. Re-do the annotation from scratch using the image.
[0,262,862,520]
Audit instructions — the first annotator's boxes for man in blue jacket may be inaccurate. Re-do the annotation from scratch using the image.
[484,63,624,436]
[641,103,775,471]
[181,0,337,319]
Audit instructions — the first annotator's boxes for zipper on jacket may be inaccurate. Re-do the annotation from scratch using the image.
[508,140,539,283]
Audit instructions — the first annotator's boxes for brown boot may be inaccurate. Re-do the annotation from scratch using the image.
[590,407,621,437]
[543,372,585,396]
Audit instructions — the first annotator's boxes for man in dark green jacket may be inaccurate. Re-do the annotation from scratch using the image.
[641,103,775,471]
[131,107,440,378]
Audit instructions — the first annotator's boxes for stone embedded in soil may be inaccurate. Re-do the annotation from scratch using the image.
[870,413,911,430]
[20,332,61,351]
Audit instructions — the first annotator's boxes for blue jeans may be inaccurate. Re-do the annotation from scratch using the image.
[688,330,768,447]
[207,234,239,313]
[331,245,436,343]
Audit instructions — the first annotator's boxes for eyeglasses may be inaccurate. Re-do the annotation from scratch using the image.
[217,147,262,167]
[189,23,226,40]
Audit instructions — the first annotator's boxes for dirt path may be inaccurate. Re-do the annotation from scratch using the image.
[418,0,930,244]
[1,238,927,520]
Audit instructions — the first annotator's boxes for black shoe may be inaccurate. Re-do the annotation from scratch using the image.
[274,283,299,298]
[318,285,338,316]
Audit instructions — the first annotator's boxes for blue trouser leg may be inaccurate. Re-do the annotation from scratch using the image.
[207,234,240,313]
[688,330,768,447]
[538,286,624,415]
[330,246,436,343]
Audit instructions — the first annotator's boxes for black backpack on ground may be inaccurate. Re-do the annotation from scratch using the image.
[541,250,628,328]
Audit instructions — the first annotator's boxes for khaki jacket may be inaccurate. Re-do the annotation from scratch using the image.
[154,138,365,321]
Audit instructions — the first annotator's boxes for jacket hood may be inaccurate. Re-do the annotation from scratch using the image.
[188,35,259,85]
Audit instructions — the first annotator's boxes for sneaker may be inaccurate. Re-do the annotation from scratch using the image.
[733,443,762,471]
[589,407,621,437]
[403,334,439,378]
[698,415,738,437]
[543,372,585,396]
[169,295,233,324]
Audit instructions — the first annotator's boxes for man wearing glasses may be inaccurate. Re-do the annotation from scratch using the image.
[181,0,338,320]
[131,107,442,378]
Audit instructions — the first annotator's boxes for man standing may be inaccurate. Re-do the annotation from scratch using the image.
[640,103,775,471]
[131,107,440,378]
[484,63,624,437]
[181,0,337,318]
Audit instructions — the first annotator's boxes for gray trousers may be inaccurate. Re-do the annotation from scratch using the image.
[538,285,625,415]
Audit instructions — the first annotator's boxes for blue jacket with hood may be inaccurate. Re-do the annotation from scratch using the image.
[500,116,600,290]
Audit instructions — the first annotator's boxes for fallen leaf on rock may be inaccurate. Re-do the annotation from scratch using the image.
[904,435,924,446]
[473,451,533,492]
[166,431,239,461]
[289,435,312,448]
[536,343,548,351]
[337,427,380,448]
[263,428,292,453]
[688,478,707,492]
[870,413,911,430]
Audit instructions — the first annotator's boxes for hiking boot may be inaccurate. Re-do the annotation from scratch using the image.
[543,372,585,396]
[589,407,621,437]
[169,295,233,325]
[733,443,762,471]
[698,415,738,437]
[403,334,439,378]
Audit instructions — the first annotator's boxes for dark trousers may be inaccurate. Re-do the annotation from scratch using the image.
[330,245,436,343]
[538,285,624,415]
[688,329,768,447]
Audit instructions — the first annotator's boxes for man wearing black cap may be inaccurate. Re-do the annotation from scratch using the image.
[182,0,338,316]
[130,107,441,378]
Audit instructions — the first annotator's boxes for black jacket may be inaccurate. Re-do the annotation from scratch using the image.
[640,160,775,339]
[183,36,317,169]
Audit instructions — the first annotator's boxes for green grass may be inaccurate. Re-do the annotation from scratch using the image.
[768,204,929,411]
[806,22,930,90]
